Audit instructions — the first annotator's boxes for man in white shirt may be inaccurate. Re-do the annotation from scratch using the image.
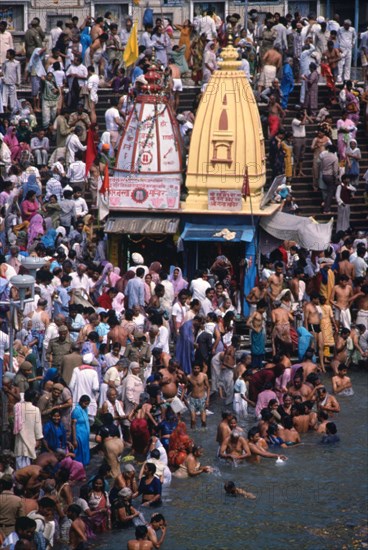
[351,246,367,278]
[67,150,86,191]
[0,21,14,64]
[156,320,170,354]
[337,20,356,82]
[120,17,133,48]
[50,21,63,48]
[73,187,88,218]
[70,353,99,421]
[70,264,92,300]
[105,98,124,149]
[140,24,154,49]
[66,55,88,88]
[291,110,307,177]
[201,287,215,316]
[189,270,211,302]
[172,291,189,335]
[65,127,86,166]
[199,10,216,40]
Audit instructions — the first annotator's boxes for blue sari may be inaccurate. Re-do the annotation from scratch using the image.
[281,63,294,109]
[71,404,90,465]
[43,420,67,452]
[175,320,194,374]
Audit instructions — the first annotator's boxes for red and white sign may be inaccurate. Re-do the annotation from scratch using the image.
[208,189,243,211]
[109,176,181,210]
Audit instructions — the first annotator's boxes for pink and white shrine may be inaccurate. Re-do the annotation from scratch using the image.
[111,62,184,212]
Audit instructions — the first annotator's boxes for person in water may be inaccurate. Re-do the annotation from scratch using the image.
[332,363,353,395]
[224,480,256,500]
[320,422,340,444]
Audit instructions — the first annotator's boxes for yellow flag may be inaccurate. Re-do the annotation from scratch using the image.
[123,22,139,67]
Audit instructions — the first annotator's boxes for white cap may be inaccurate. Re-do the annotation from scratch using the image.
[132,252,144,265]
[83,353,94,365]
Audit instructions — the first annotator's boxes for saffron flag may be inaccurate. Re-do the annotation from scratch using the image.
[85,126,97,177]
[123,22,139,67]
[98,163,110,221]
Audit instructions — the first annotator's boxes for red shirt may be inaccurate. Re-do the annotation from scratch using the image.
[97,292,112,310]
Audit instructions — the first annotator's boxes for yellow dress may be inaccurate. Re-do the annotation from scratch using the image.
[320,304,334,347]
[281,141,293,179]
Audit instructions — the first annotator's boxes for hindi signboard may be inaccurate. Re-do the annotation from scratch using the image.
[109,176,181,210]
[208,189,243,211]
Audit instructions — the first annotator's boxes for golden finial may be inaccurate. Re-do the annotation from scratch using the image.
[218,31,242,71]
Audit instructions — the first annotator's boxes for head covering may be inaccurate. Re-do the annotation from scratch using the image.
[28,214,44,247]
[169,266,188,296]
[53,383,64,391]
[317,16,325,23]
[83,353,94,365]
[122,463,135,473]
[58,325,68,332]
[132,252,144,265]
[133,330,144,340]
[129,361,140,372]
[118,487,133,498]
[44,368,58,382]
[56,226,66,238]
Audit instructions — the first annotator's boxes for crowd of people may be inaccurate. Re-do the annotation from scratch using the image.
[0,7,367,550]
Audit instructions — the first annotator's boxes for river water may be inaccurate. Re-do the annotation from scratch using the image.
[96,370,368,550]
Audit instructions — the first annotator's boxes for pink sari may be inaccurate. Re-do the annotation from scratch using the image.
[28,214,44,247]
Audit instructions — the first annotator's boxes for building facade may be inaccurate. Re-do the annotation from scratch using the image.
[4,0,367,46]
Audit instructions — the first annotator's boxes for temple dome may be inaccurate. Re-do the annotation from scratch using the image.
[184,39,270,214]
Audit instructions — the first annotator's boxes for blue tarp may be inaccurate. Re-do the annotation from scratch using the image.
[180,223,255,243]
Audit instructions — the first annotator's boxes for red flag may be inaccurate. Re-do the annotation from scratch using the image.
[100,163,110,195]
[242,165,250,198]
[85,126,98,177]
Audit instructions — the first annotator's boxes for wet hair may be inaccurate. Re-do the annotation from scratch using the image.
[224,481,236,493]
[282,416,293,429]
[68,504,82,517]
[135,525,148,540]
[145,463,156,475]
[247,427,259,439]
[326,422,337,435]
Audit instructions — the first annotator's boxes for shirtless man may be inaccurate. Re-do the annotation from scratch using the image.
[128,526,154,550]
[107,314,135,349]
[291,404,312,433]
[268,262,284,302]
[288,374,311,401]
[271,302,293,355]
[290,268,306,304]
[159,362,178,399]
[246,300,267,368]
[332,363,353,395]
[247,427,287,463]
[246,280,267,315]
[259,47,282,92]
[187,365,210,429]
[219,430,251,462]
[355,285,368,330]
[300,349,318,380]
[304,292,324,371]
[268,95,285,136]
[216,411,234,448]
[14,465,48,496]
[331,328,350,374]
[279,416,301,444]
[147,513,167,549]
[331,274,354,330]
[316,386,340,414]
[152,348,170,370]
[337,250,355,282]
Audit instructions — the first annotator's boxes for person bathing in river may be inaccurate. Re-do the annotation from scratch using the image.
[224,481,256,500]
[219,429,251,462]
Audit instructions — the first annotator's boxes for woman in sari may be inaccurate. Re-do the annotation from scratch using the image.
[175,317,199,374]
[169,266,188,298]
[28,214,44,249]
[71,395,91,466]
[191,33,207,85]
[303,62,319,116]
[3,126,22,162]
[87,476,111,532]
[337,111,357,160]
[21,191,40,222]
[43,410,69,454]
[202,42,217,86]
[345,83,360,125]
[175,20,192,63]
[129,393,157,456]
[149,262,162,284]
[280,58,294,109]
